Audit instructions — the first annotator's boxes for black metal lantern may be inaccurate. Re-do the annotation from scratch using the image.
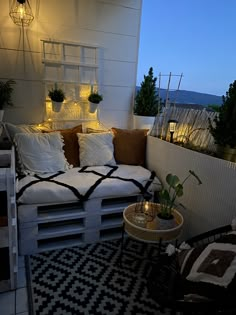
[9,0,34,27]
[133,194,156,227]
[168,119,178,143]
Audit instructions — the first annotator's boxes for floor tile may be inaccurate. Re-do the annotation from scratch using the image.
[15,288,28,314]
[17,268,26,289]
[0,290,15,315]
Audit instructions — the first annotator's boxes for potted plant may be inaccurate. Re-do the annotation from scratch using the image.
[88,91,103,113]
[133,67,160,129]
[208,80,236,162]
[0,79,16,121]
[48,84,66,112]
[158,170,202,228]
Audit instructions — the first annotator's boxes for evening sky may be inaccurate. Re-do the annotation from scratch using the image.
[137,0,236,96]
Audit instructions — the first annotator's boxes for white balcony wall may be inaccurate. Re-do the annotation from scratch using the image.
[146,136,236,240]
[0,0,142,126]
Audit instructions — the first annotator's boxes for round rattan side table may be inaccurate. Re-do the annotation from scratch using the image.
[119,203,184,264]
[123,202,184,243]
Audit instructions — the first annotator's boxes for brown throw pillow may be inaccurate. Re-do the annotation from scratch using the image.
[44,125,82,167]
[111,128,148,166]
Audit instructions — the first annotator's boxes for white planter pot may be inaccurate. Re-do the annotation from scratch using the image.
[89,102,98,113]
[133,115,155,130]
[0,110,4,121]
[52,101,63,112]
[157,214,176,230]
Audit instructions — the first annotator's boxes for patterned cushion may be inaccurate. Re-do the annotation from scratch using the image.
[44,125,82,167]
[179,231,236,300]
[111,128,148,166]
[77,132,116,167]
[14,132,70,174]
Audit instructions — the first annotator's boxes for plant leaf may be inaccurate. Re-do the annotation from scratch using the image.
[166,174,180,188]
[159,189,170,201]
[175,184,183,197]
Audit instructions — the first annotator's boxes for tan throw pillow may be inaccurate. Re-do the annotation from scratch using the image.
[45,125,82,167]
[111,128,148,166]
[86,127,108,133]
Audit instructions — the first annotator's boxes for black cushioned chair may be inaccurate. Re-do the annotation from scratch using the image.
[147,224,236,315]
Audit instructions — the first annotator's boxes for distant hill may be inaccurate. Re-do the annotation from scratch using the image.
[136,87,223,106]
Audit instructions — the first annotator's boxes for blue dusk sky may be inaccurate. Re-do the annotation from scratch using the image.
[137,0,236,96]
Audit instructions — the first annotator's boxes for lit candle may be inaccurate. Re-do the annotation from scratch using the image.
[133,213,147,227]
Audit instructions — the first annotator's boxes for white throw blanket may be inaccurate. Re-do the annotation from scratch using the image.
[16,165,159,205]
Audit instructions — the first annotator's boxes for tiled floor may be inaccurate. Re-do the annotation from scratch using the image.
[0,256,29,315]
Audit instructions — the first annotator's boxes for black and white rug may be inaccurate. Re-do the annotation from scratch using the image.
[26,239,168,315]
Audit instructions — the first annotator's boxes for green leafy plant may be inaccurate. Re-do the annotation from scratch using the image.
[207,104,221,112]
[48,84,65,102]
[0,79,16,110]
[208,80,236,147]
[159,170,202,219]
[88,91,103,104]
[134,67,160,116]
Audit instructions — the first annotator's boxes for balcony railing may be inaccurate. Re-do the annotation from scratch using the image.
[146,135,236,240]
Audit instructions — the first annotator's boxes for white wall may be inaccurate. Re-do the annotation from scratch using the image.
[146,136,236,240]
[0,0,142,127]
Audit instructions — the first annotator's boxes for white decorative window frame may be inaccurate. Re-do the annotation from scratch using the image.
[41,38,101,124]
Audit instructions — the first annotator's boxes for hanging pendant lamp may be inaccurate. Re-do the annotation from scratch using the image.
[9,0,34,27]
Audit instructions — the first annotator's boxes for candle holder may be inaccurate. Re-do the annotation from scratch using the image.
[132,194,155,226]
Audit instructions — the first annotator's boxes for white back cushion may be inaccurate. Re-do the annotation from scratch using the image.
[14,132,70,174]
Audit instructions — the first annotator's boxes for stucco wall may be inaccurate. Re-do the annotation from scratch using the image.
[0,0,142,127]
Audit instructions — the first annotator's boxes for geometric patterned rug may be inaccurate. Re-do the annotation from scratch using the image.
[25,238,168,315]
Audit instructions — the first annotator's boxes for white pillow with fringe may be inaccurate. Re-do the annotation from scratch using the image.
[14,132,70,174]
[77,132,116,167]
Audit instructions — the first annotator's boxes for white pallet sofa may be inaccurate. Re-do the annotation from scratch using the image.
[9,124,160,255]
[17,165,157,255]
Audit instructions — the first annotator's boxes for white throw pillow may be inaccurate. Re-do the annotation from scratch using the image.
[77,132,116,167]
[14,132,70,174]
[3,122,52,142]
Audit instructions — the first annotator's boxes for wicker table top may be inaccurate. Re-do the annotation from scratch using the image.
[123,202,184,243]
